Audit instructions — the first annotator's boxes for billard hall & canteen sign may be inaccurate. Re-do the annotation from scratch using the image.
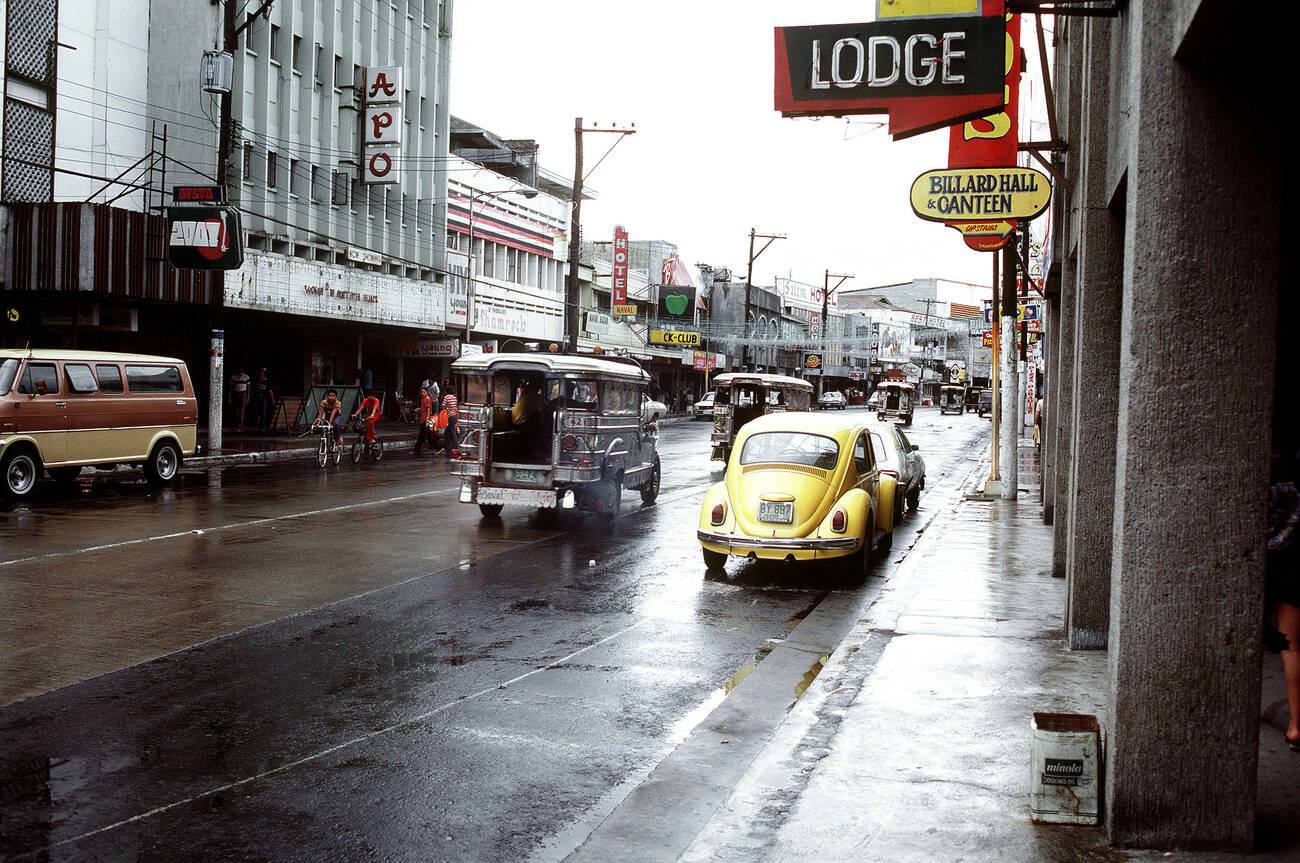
[774,10,1006,139]
[910,167,1050,222]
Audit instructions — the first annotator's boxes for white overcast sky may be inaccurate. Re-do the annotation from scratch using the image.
[449,2,1050,291]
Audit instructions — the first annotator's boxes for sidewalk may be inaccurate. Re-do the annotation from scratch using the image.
[192,427,419,467]
[681,442,1300,863]
[189,413,697,469]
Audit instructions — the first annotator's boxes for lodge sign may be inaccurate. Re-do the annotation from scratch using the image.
[910,167,1051,222]
[775,14,1004,132]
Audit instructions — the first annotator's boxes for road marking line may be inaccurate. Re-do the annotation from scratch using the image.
[17,618,648,859]
[0,489,458,569]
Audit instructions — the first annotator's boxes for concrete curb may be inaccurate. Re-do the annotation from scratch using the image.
[190,439,417,469]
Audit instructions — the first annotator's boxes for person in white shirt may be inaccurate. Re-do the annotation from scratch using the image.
[230,368,251,432]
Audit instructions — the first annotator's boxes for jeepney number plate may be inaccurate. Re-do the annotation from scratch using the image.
[759,501,794,524]
[511,468,544,484]
[477,487,558,507]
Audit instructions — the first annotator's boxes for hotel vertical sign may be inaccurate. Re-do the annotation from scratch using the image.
[611,226,636,317]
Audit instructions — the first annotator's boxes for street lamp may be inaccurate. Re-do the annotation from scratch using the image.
[464,183,539,349]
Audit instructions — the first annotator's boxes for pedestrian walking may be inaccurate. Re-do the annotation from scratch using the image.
[414,381,436,456]
[441,381,460,457]
[230,367,251,431]
[1267,446,1300,752]
[1033,395,1045,450]
[252,368,275,430]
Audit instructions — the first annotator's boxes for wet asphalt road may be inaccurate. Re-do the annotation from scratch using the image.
[0,409,989,862]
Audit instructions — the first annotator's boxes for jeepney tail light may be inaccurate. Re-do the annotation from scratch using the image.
[562,434,578,452]
[711,503,726,526]
[831,509,847,533]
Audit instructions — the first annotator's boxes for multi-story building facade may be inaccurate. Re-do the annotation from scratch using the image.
[2,0,455,423]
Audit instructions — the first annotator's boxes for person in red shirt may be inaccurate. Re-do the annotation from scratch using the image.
[351,391,382,444]
[440,380,459,456]
[413,382,436,456]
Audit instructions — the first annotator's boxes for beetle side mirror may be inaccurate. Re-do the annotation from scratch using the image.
[911,444,919,452]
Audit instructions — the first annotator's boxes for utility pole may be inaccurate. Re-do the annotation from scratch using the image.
[989,250,1001,490]
[999,239,1020,501]
[565,118,635,354]
[742,228,786,370]
[208,0,272,453]
[820,269,854,397]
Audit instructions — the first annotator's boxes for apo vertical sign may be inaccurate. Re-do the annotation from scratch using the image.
[363,66,403,185]
[611,226,636,317]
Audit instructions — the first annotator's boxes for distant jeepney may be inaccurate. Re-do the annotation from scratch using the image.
[709,372,814,462]
[450,353,661,519]
[876,381,915,426]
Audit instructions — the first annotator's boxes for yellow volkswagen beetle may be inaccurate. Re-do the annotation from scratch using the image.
[697,412,898,576]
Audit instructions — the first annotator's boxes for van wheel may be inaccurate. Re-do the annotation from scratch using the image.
[2,448,41,500]
[145,440,182,485]
[639,454,661,505]
[479,503,504,518]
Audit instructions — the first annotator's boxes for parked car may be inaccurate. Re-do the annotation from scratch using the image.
[870,423,926,514]
[978,389,993,418]
[697,411,898,577]
[817,390,847,410]
[642,393,667,423]
[866,389,884,410]
[0,350,197,500]
[689,391,716,420]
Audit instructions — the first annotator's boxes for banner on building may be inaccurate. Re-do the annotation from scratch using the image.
[363,66,403,185]
[774,1,1008,139]
[167,205,244,270]
[945,9,1021,249]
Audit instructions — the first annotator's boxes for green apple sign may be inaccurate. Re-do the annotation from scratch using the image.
[658,285,696,319]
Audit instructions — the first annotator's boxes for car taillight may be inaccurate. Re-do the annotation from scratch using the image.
[831,509,847,533]
[711,503,726,525]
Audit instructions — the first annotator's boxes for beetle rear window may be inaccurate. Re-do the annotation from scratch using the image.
[740,432,839,470]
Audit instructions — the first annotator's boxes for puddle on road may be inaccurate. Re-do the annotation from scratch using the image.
[792,655,829,703]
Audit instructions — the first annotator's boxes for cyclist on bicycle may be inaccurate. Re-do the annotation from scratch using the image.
[315,388,346,443]
[352,390,382,445]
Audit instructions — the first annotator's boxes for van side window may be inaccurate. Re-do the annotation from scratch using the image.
[96,364,124,393]
[65,364,99,394]
[125,364,183,393]
[18,363,58,395]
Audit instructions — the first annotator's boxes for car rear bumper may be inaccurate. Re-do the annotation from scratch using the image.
[697,528,860,560]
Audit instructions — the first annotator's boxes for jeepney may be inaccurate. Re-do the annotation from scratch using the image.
[938,384,966,415]
[709,372,814,462]
[876,381,915,426]
[450,353,661,518]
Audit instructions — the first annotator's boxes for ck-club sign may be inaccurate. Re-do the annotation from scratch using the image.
[363,66,403,184]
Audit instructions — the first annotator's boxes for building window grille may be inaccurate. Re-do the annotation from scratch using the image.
[266,151,278,189]
[311,166,323,203]
[242,143,253,183]
[292,35,302,73]
[314,43,324,83]
[269,24,282,64]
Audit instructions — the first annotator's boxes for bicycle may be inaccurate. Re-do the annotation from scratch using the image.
[350,418,384,464]
[314,420,342,467]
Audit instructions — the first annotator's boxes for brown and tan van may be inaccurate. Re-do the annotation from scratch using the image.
[0,349,197,500]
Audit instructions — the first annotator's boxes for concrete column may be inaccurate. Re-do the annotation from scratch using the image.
[1049,261,1075,578]
[1040,296,1056,522]
[1050,18,1085,579]
[1105,0,1279,849]
[208,330,224,452]
[1062,17,1121,651]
